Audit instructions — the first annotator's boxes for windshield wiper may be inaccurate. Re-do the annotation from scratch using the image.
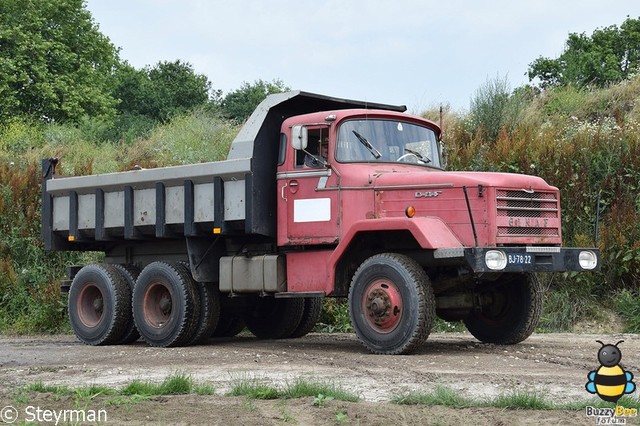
[405,148,431,164]
[352,130,381,159]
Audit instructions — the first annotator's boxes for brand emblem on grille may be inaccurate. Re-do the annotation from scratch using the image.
[508,217,550,227]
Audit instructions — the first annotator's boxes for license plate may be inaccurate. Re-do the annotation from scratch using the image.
[507,254,532,265]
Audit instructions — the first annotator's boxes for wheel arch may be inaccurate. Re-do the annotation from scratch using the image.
[330,217,462,296]
[332,230,419,296]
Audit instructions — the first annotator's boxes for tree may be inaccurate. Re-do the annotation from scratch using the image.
[221,79,289,122]
[0,0,120,123]
[528,17,640,88]
[113,60,213,122]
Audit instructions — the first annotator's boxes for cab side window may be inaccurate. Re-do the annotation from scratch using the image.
[278,133,287,165]
[295,129,324,167]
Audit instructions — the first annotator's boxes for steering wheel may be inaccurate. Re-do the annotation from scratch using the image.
[396,153,419,162]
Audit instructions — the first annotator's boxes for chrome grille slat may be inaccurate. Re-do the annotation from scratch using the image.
[496,206,558,212]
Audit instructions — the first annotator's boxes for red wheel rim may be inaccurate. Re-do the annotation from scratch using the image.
[361,279,403,333]
[78,284,104,328]
[143,282,173,328]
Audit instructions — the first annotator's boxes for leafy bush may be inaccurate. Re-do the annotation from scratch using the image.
[316,299,352,333]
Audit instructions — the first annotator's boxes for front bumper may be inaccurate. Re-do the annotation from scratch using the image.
[433,246,600,273]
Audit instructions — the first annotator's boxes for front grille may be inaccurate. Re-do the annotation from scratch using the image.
[496,189,560,237]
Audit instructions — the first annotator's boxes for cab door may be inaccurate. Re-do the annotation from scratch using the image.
[276,127,339,246]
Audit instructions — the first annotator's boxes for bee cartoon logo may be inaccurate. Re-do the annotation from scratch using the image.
[585,340,636,403]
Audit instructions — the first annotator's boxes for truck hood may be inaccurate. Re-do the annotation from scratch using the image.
[369,168,557,191]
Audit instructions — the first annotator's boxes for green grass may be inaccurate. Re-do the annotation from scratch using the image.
[282,378,359,402]
[563,395,640,411]
[227,376,359,402]
[120,372,213,396]
[392,385,640,412]
[391,386,474,407]
[226,376,280,399]
[20,373,215,405]
[492,391,554,410]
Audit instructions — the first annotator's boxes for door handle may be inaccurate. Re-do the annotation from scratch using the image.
[289,180,299,194]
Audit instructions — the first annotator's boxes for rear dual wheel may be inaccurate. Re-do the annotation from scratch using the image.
[111,264,141,344]
[289,297,322,338]
[133,261,206,347]
[243,297,304,339]
[68,264,132,346]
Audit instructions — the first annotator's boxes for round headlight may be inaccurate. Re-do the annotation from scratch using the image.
[485,250,507,270]
[578,250,598,270]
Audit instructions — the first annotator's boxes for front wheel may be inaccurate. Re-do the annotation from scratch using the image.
[348,253,435,355]
[463,273,542,345]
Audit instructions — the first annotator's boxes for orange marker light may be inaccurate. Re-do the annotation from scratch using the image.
[213,228,222,234]
[405,206,416,218]
[68,235,75,241]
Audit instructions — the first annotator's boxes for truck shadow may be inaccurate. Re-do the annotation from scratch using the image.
[197,333,505,357]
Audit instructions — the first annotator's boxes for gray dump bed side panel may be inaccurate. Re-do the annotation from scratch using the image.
[46,159,251,195]
[45,158,251,245]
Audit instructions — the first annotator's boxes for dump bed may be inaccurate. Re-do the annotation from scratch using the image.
[42,90,405,251]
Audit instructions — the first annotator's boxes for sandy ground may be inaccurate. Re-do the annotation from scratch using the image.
[0,332,638,425]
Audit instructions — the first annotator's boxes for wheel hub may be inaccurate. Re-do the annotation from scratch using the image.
[362,280,402,332]
[78,284,104,328]
[159,295,171,313]
[144,283,173,328]
[367,291,391,323]
[93,297,103,311]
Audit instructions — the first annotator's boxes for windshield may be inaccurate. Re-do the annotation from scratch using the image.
[336,119,441,168]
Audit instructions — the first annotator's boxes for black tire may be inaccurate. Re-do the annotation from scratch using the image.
[211,295,245,337]
[243,297,304,339]
[112,263,141,344]
[463,273,542,345]
[212,316,245,337]
[188,280,220,345]
[348,253,435,355]
[68,264,132,346]
[289,297,323,338]
[132,261,201,347]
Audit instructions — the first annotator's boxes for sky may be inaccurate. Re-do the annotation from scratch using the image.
[86,1,639,113]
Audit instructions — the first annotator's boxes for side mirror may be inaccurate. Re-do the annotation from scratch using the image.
[291,125,308,150]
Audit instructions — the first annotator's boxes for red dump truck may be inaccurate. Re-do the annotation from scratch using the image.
[42,91,600,354]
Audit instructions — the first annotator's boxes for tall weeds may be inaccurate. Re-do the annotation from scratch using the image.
[0,110,238,332]
[445,74,640,328]
[2,77,640,333]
